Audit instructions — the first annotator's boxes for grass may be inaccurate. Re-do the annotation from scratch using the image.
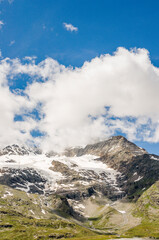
[122,220,159,238]
[0,214,96,240]
[122,181,159,238]
[0,185,116,239]
[1,181,159,239]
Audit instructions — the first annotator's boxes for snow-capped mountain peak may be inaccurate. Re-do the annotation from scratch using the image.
[0,144,42,156]
[0,136,159,206]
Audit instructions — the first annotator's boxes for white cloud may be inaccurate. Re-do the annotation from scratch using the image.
[9,40,15,46]
[63,22,78,32]
[0,59,34,148]
[1,48,159,151]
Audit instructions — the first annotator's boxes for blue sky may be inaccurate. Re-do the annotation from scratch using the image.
[1,0,159,66]
[1,0,159,154]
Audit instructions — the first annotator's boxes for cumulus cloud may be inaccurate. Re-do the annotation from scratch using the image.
[1,47,159,151]
[0,59,35,148]
[63,22,78,32]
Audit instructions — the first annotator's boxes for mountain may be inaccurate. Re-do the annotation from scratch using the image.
[0,136,159,239]
[0,144,42,156]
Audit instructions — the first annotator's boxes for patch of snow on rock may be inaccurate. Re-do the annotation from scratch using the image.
[134,176,143,182]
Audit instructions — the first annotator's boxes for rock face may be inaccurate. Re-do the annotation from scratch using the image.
[64,136,159,200]
[0,168,47,194]
[63,135,147,157]
[50,157,124,201]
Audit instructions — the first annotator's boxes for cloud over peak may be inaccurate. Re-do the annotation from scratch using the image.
[0,47,159,151]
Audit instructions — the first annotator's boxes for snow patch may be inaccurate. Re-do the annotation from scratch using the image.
[74,204,85,209]
[151,155,159,161]
[41,209,46,214]
[1,191,13,198]
[0,153,123,194]
[29,210,34,215]
[0,154,63,188]
[118,210,126,214]
[134,176,143,182]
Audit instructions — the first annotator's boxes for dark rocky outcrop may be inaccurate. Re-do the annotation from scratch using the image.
[63,136,159,200]
[0,168,47,194]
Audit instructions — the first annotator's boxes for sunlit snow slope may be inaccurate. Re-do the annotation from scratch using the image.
[0,144,123,199]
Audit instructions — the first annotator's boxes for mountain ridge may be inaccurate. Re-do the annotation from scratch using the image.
[0,136,159,238]
[0,135,158,200]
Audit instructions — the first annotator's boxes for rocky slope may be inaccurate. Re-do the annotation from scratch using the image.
[0,141,125,201]
[64,136,159,200]
[63,135,147,158]
[0,184,101,240]
[0,136,159,238]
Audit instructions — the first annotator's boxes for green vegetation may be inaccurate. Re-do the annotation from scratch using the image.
[0,215,95,240]
[123,181,159,238]
[0,181,159,239]
[0,185,116,239]
[122,220,159,238]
